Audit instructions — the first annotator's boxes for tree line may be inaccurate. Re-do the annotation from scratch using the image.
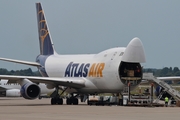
[143,67,180,77]
[0,68,41,76]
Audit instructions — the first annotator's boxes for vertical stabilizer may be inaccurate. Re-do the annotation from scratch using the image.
[36,3,56,55]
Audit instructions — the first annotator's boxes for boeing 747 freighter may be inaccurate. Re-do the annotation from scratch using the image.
[0,3,146,105]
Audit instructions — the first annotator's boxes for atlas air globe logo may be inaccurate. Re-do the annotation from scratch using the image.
[64,62,105,77]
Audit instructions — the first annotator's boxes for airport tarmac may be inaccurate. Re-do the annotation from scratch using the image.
[0,97,180,120]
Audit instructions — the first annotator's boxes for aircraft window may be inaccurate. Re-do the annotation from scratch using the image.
[111,52,117,60]
[119,52,124,56]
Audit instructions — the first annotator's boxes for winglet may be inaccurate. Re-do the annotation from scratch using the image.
[36,3,56,55]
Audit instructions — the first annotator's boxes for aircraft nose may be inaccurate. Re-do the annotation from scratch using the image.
[129,37,143,47]
[121,37,146,63]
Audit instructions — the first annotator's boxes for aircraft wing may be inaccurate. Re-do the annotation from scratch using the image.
[157,77,180,80]
[0,75,85,89]
[141,76,180,85]
[157,77,180,84]
[0,57,40,67]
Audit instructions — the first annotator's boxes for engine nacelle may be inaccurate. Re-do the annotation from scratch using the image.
[6,89,21,97]
[46,84,55,89]
[20,83,40,100]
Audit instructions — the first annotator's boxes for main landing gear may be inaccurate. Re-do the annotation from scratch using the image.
[51,97,63,105]
[66,94,79,105]
[50,87,79,105]
[50,86,65,105]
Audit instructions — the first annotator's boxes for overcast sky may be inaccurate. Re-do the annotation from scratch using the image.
[0,0,180,71]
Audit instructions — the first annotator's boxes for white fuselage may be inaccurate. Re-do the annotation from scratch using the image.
[44,47,127,93]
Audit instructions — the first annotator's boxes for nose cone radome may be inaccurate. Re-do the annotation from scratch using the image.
[121,37,146,63]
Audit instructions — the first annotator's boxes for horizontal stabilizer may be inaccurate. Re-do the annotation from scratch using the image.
[0,57,41,67]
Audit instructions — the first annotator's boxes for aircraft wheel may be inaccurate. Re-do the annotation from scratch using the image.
[73,98,78,105]
[57,98,63,105]
[70,97,74,105]
[39,96,42,99]
[66,98,71,105]
[51,98,57,105]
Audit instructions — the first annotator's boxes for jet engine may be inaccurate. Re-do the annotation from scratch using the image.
[20,83,40,100]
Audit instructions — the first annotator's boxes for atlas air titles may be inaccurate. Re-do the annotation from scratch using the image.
[64,62,105,77]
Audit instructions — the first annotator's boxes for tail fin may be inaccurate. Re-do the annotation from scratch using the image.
[36,3,56,55]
